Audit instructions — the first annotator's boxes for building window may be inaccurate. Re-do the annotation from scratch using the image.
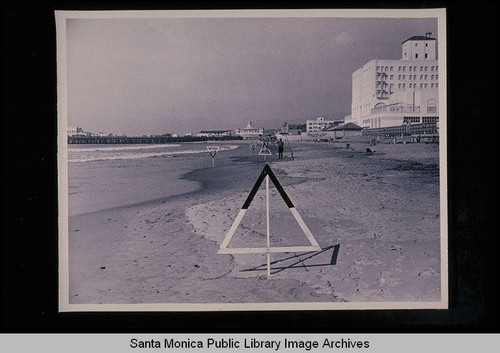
[404,116,420,123]
[423,116,438,123]
[415,53,419,58]
[436,74,439,80]
[402,66,406,71]
[424,66,428,71]
[424,83,428,88]
[402,84,406,89]
[425,53,428,58]
[403,75,406,80]
[420,83,423,89]
[398,84,401,89]
[390,66,394,71]
[420,66,423,71]
[398,75,401,80]
[425,75,428,80]
[390,75,394,80]
[425,43,428,47]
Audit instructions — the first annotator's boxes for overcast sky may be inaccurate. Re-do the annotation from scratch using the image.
[65,15,437,136]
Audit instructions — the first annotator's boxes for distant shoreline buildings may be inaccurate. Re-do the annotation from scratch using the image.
[67,127,114,137]
[235,121,264,139]
[68,33,439,143]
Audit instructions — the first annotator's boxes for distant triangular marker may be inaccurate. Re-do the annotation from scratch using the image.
[258,142,272,156]
[207,146,220,167]
[207,146,220,157]
[218,164,321,257]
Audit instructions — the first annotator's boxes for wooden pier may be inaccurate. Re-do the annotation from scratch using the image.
[68,135,242,144]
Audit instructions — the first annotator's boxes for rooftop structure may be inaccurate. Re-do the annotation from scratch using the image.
[235,121,264,139]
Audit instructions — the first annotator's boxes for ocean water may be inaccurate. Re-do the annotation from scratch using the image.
[67,143,240,217]
[68,143,238,163]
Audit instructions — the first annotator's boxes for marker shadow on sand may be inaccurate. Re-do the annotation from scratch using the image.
[241,244,340,275]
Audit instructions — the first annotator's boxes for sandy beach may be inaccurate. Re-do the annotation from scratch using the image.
[67,140,441,306]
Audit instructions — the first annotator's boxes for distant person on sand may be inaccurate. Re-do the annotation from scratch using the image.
[277,138,284,159]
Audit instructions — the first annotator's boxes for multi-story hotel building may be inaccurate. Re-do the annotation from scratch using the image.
[306,117,336,132]
[348,33,439,129]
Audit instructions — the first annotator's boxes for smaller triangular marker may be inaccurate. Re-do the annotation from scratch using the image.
[258,141,272,156]
[207,146,220,157]
[258,147,272,155]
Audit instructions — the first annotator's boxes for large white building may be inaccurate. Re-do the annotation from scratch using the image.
[306,117,336,132]
[348,33,439,129]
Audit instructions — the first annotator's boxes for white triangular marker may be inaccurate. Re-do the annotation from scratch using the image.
[218,164,321,257]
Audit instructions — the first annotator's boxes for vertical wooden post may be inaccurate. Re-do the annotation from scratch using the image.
[266,174,271,277]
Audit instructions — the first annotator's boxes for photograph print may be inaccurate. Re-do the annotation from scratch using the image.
[57,9,447,311]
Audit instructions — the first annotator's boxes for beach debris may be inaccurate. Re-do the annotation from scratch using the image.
[100,266,106,270]
[218,164,321,278]
[418,269,433,278]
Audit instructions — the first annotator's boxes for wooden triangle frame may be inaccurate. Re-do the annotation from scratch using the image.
[218,164,321,256]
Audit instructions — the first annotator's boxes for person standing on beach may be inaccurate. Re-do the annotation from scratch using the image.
[277,138,285,159]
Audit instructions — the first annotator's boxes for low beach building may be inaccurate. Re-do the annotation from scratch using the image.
[281,122,306,134]
[67,126,85,137]
[322,122,363,140]
[235,121,264,139]
[196,130,233,138]
[348,33,439,129]
[275,122,308,142]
